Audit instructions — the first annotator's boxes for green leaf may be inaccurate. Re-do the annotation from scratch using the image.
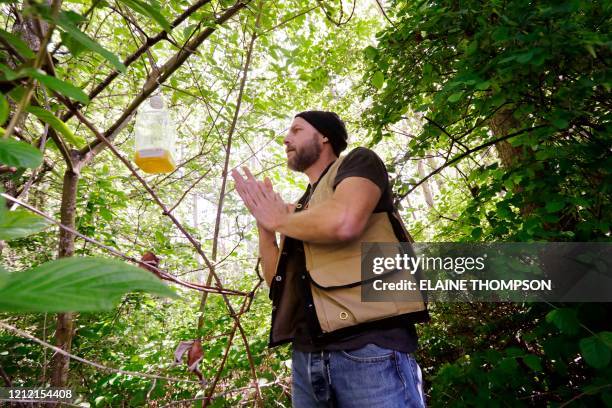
[0,210,51,240]
[471,226,482,239]
[372,71,385,90]
[584,384,606,395]
[0,63,19,81]
[0,139,43,168]
[516,50,534,63]
[496,202,513,218]
[545,200,565,213]
[61,10,86,25]
[117,0,171,32]
[552,118,569,129]
[491,27,510,42]
[447,92,463,103]
[466,40,478,55]
[25,69,89,104]
[0,29,36,59]
[475,81,491,90]
[580,335,611,369]
[26,106,86,147]
[0,92,8,125]
[0,257,178,313]
[56,12,126,73]
[364,45,378,60]
[498,55,516,64]
[506,347,523,357]
[59,31,87,57]
[0,264,7,289]
[182,23,197,40]
[94,396,106,407]
[546,308,580,335]
[497,356,519,374]
[602,390,612,407]
[522,354,543,372]
[600,331,612,349]
[585,44,596,59]
[7,84,26,101]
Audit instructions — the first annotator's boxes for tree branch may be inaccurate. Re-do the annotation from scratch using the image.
[397,125,548,200]
[59,0,214,124]
[78,0,250,161]
[0,321,202,384]
[65,104,260,402]
[1,192,247,296]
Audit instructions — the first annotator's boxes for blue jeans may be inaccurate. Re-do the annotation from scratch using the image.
[291,344,426,407]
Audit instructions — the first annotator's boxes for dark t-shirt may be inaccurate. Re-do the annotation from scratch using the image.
[291,147,418,353]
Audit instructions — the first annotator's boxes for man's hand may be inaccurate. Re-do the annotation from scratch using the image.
[231,167,289,231]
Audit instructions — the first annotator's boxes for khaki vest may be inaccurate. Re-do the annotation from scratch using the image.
[269,156,428,346]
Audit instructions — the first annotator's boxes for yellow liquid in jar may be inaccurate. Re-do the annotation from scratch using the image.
[134,148,176,174]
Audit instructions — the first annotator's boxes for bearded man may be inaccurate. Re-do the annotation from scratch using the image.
[232,110,429,407]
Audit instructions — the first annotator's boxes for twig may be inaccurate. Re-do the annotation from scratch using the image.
[314,0,356,26]
[0,364,11,386]
[397,125,547,200]
[78,0,250,160]
[1,192,247,297]
[203,306,241,405]
[64,56,262,408]
[10,87,52,209]
[201,0,261,316]
[160,379,281,407]
[0,321,201,384]
[559,383,612,408]
[259,5,318,35]
[373,0,395,27]
[3,0,62,140]
[58,0,215,126]
[167,167,213,214]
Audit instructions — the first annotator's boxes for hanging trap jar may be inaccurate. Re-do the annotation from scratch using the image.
[134,95,176,174]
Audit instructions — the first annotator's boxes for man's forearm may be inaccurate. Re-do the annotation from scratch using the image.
[274,199,353,243]
[258,224,279,287]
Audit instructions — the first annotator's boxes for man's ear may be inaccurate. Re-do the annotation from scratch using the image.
[316,130,328,143]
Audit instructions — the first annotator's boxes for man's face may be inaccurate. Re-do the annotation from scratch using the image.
[284,117,323,172]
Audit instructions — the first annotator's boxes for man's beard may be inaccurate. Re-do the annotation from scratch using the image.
[287,135,322,172]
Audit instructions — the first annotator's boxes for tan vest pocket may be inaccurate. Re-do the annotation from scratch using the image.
[311,284,401,332]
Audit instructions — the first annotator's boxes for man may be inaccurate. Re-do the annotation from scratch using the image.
[232,111,428,407]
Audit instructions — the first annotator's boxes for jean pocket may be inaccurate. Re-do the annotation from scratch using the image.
[402,353,426,407]
[340,343,394,362]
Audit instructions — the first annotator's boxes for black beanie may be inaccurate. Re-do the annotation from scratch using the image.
[295,110,348,156]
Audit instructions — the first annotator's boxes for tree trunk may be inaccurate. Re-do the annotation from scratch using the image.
[51,164,80,387]
[417,160,435,208]
[427,156,443,191]
[1,4,49,198]
[490,109,522,168]
[490,109,536,216]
